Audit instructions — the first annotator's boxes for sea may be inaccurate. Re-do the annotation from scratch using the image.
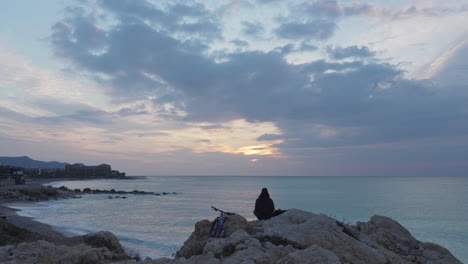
[8,176,468,262]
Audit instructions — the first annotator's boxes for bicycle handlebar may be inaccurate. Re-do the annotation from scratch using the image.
[211,206,236,215]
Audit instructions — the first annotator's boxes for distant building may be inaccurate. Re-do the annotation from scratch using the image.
[0,166,25,186]
[65,163,124,178]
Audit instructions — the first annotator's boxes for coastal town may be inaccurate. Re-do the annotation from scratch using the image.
[0,156,126,187]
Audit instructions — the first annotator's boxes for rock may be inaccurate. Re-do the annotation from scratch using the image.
[163,209,461,264]
[1,206,461,264]
[0,240,115,264]
[276,245,341,264]
[222,214,249,237]
[176,220,212,258]
[83,231,126,256]
[202,229,251,257]
[357,215,419,256]
[0,230,131,263]
[222,246,264,264]
[357,216,462,264]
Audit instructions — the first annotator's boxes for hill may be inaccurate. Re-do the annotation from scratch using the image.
[0,156,68,169]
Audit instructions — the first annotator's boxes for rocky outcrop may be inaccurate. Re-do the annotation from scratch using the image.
[0,240,122,264]
[135,209,461,264]
[0,216,46,246]
[0,207,461,263]
[0,185,79,201]
[0,185,177,202]
[75,187,177,196]
[0,231,130,264]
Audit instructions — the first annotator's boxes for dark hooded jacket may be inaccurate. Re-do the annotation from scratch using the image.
[254,188,275,220]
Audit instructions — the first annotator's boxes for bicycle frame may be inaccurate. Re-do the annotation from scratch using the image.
[215,212,225,238]
[210,206,235,238]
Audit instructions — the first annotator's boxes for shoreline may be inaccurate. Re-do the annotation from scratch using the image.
[0,179,80,241]
[0,176,166,245]
[0,177,133,242]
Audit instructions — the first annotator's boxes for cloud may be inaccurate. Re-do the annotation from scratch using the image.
[429,37,468,87]
[257,133,284,141]
[36,108,114,125]
[299,42,318,52]
[298,0,341,18]
[199,124,230,130]
[327,45,375,60]
[130,132,169,137]
[274,20,336,40]
[43,0,468,175]
[256,0,280,4]
[289,1,468,21]
[230,39,249,47]
[99,0,221,40]
[241,21,265,37]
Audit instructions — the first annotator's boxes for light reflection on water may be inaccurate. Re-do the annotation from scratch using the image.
[9,176,468,262]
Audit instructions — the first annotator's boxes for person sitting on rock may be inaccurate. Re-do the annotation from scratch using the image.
[254,188,275,220]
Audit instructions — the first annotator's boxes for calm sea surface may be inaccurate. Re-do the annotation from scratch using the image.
[9,176,468,262]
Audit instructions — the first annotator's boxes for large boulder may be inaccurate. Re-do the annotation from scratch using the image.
[0,230,131,264]
[252,209,398,263]
[176,213,249,259]
[357,216,462,264]
[153,209,462,264]
[83,231,126,256]
[0,240,115,264]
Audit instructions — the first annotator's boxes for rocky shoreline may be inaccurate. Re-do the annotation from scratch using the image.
[0,182,462,264]
[0,184,177,202]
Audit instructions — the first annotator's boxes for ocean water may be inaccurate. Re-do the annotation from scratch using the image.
[9,176,468,262]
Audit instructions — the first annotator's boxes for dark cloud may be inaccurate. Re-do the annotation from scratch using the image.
[48,0,468,162]
[327,45,375,60]
[342,3,375,16]
[299,42,318,52]
[274,20,336,40]
[298,0,341,18]
[117,107,148,116]
[230,39,249,47]
[287,0,468,25]
[241,21,265,37]
[98,0,221,40]
[273,43,317,55]
[257,133,284,141]
[36,108,114,125]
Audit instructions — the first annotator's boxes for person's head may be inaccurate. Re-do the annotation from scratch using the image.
[260,187,270,198]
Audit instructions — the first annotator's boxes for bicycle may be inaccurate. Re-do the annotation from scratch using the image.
[209,206,235,238]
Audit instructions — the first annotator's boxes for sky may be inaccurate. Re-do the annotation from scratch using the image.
[0,0,467,176]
